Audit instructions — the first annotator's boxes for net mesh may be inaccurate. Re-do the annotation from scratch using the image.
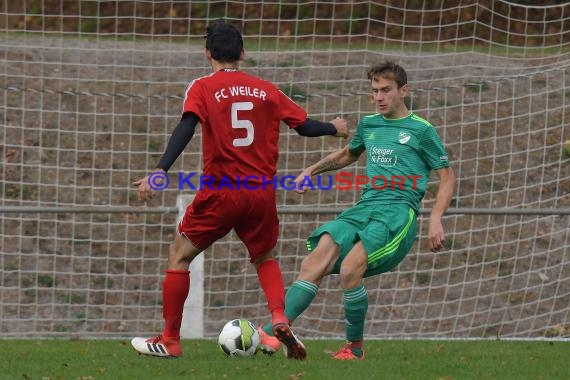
[1,1,568,339]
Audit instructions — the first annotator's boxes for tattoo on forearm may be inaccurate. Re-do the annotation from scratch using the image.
[314,159,343,174]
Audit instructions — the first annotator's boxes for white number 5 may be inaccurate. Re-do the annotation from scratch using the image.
[231,102,254,147]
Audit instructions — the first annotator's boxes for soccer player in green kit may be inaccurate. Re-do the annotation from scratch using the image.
[257,61,456,360]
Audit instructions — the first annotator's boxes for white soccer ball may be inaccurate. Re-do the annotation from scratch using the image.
[218,318,260,358]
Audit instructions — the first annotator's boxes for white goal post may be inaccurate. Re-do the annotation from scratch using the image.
[0,1,568,341]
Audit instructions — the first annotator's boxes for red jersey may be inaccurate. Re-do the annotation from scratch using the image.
[182,69,307,184]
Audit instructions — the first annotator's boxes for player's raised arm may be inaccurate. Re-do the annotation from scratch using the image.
[132,112,199,201]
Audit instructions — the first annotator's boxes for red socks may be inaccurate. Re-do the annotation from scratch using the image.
[256,259,286,321]
[161,269,190,340]
[161,261,284,340]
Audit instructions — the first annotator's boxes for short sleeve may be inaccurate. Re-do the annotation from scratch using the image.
[419,126,450,170]
[348,119,366,156]
[182,80,207,121]
[276,90,307,128]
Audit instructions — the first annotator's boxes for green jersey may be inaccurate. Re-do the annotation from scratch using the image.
[348,112,450,212]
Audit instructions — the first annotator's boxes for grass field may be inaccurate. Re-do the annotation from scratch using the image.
[1,339,568,380]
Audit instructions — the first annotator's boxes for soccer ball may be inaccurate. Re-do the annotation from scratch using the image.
[218,319,260,358]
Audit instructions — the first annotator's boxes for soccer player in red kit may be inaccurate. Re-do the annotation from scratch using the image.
[130,22,348,360]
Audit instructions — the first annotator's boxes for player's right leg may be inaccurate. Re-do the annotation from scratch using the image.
[132,191,232,358]
[130,236,200,358]
[257,325,281,355]
[131,335,183,358]
[257,233,344,358]
[237,188,309,360]
[272,322,306,360]
[332,205,417,361]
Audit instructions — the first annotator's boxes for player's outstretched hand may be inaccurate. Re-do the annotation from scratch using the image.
[133,173,156,202]
[330,117,349,138]
[292,169,313,194]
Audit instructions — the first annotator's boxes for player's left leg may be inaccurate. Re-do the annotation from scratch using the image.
[332,206,418,360]
[252,251,307,360]
[235,189,286,329]
[251,251,308,360]
[332,241,368,360]
[237,188,306,360]
[253,252,286,322]
[259,208,363,356]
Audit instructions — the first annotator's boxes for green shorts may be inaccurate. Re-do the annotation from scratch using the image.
[306,202,417,278]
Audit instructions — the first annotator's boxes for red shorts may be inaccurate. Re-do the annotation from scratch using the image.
[177,188,279,262]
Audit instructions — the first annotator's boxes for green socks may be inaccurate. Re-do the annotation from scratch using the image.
[261,280,367,356]
[262,280,318,335]
[343,284,368,345]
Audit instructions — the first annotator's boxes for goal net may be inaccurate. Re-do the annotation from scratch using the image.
[1,1,568,340]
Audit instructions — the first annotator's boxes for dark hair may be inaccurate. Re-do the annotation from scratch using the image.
[367,61,407,88]
[204,22,243,63]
